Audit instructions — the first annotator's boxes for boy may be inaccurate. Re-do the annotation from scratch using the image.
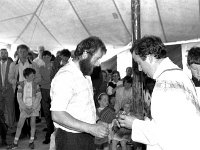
[8,68,41,149]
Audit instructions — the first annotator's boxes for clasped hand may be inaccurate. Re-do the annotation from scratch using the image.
[24,107,33,115]
[117,114,135,129]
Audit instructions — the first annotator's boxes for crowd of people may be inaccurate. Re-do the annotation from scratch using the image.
[0,35,200,150]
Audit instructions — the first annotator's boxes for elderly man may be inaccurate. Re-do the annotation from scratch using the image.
[33,46,45,67]
[50,36,109,150]
[118,35,200,150]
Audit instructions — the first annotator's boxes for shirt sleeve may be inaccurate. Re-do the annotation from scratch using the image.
[50,72,73,111]
[131,118,158,145]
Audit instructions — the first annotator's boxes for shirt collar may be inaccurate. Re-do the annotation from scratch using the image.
[0,60,7,64]
[153,57,179,80]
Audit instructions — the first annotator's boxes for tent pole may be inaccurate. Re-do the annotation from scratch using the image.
[131,0,144,117]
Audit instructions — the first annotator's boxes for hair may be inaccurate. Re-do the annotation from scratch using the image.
[97,93,108,101]
[0,48,7,51]
[187,47,200,66]
[123,75,133,85]
[42,50,52,57]
[27,52,34,61]
[17,44,29,52]
[107,69,112,74]
[60,49,71,58]
[101,70,107,76]
[121,101,133,112]
[126,67,132,72]
[144,77,155,94]
[23,68,36,78]
[112,70,121,80]
[130,35,167,60]
[51,54,55,61]
[74,36,107,58]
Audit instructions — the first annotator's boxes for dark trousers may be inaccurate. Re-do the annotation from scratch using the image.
[0,110,7,140]
[41,88,54,139]
[55,128,95,150]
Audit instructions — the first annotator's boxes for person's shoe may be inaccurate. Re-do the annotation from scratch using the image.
[29,142,34,149]
[42,139,50,144]
[7,143,18,149]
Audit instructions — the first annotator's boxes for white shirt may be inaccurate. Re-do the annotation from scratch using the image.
[18,60,31,82]
[50,60,96,133]
[23,81,33,107]
[33,57,45,67]
[1,60,7,86]
[131,57,200,150]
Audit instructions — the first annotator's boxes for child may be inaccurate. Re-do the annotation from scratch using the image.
[95,93,116,150]
[7,68,41,149]
[111,102,133,150]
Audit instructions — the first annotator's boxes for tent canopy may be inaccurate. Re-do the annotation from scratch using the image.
[0,0,200,52]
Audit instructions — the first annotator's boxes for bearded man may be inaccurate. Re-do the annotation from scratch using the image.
[0,49,15,130]
[50,36,109,150]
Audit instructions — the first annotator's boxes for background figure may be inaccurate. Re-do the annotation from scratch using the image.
[0,49,15,129]
[95,93,116,150]
[50,49,71,80]
[91,66,102,107]
[39,50,54,144]
[0,109,8,146]
[8,44,41,138]
[187,47,200,99]
[114,76,133,113]
[7,68,41,149]
[33,46,45,67]
[112,102,133,150]
[118,35,200,150]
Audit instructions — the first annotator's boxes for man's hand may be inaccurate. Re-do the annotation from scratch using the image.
[89,122,109,138]
[24,108,33,115]
[117,114,135,129]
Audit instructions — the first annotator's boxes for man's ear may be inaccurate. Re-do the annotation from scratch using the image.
[187,64,191,70]
[146,55,155,64]
[146,55,152,63]
[82,51,88,59]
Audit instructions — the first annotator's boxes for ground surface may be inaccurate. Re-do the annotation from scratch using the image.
[0,118,50,150]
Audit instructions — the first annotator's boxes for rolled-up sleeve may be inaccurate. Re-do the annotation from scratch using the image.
[50,72,73,111]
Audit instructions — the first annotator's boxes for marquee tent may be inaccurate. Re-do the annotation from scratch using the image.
[1,0,200,75]
[1,0,200,52]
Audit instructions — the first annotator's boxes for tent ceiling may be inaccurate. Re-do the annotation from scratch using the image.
[0,0,200,51]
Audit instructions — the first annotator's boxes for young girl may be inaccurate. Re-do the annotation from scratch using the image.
[112,102,133,150]
[8,68,41,149]
[95,93,116,150]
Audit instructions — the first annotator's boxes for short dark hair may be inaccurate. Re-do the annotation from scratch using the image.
[130,35,167,60]
[0,48,7,51]
[74,36,107,57]
[60,49,71,58]
[23,68,36,78]
[112,70,121,80]
[42,50,52,57]
[17,44,29,52]
[187,47,200,66]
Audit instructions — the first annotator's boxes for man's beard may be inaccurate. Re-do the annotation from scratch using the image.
[1,57,7,61]
[79,57,94,76]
